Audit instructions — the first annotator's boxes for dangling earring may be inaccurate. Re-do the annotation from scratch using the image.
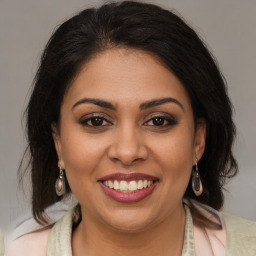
[192,161,203,196]
[55,167,66,196]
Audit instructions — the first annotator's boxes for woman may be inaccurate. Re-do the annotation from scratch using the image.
[5,1,256,255]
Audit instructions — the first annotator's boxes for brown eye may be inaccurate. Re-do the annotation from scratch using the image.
[152,117,165,126]
[80,116,112,127]
[144,115,177,127]
[90,117,104,126]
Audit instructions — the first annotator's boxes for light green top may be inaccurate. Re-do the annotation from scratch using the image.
[46,205,256,256]
[46,205,196,256]
[224,213,256,256]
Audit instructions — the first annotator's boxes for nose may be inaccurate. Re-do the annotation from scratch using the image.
[107,125,148,166]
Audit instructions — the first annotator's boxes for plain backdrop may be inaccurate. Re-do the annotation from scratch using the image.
[1,0,256,231]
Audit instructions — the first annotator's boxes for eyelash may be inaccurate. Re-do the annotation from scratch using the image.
[79,114,112,127]
[79,114,177,128]
[143,115,177,127]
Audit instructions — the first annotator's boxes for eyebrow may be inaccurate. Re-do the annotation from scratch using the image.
[72,98,116,110]
[72,97,184,111]
[140,97,184,111]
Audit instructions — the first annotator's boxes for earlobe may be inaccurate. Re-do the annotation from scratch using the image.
[193,118,206,164]
[51,123,64,168]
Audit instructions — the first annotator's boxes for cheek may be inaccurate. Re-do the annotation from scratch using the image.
[61,138,107,205]
[152,128,194,186]
[59,128,107,190]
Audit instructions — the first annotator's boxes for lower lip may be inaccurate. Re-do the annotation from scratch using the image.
[99,182,158,203]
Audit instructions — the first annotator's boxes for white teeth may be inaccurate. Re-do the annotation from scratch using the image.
[120,180,128,190]
[150,181,153,186]
[108,180,114,189]
[137,180,143,189]
[113,180,119,190]
[103,179,155,192]
[128,181,137,191]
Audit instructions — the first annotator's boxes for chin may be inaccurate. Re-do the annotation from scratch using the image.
[100,208,158,232]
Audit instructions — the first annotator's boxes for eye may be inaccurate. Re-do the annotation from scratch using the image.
[144,115,177,127]
[150,116,166,126]
[80,116,112,127]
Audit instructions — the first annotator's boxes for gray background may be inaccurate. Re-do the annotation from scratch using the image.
[1,0,256,231]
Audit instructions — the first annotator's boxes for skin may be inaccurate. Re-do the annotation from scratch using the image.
[52,48,206,256]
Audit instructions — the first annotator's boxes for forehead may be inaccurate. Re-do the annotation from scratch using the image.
[63,48,192,110]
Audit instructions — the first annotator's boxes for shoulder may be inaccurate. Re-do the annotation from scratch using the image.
[46,206,79,255]
[223,213,256,255]
[224,213,256,232]
[5,228,51,256]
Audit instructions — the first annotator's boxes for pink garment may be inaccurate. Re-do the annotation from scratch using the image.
[5,229,50,256]
[194,222,226,255]
[192,200,226,256]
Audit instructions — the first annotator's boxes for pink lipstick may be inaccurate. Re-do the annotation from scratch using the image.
[98,173,158,203]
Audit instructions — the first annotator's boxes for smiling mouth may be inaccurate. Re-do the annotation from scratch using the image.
[98,173,159,203]
[101,179,155,193]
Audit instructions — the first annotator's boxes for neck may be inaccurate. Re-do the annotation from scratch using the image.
[72,204,186,256]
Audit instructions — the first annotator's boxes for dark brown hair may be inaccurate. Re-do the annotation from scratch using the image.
[21,1,238,224]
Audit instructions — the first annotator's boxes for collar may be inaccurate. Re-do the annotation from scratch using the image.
[46,204,196,256]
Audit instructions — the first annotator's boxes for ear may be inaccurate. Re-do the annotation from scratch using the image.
[193,118,206,164]
[51,123,65,169]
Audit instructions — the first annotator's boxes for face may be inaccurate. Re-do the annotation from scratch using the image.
[53,49,205,232]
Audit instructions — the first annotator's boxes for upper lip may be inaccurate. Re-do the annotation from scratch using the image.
[98,173,158,182]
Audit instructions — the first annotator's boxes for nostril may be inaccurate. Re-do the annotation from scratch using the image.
[109,147,148,162]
